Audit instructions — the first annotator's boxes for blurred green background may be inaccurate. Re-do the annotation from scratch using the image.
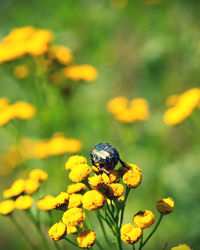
[0,0,200,249]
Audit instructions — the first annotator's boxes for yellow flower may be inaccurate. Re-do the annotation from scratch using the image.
[82,190,105,210]
[29,169,48,182]
[171,244,192,250]
[133,210,155,229]
[0,98,9,111]
[122,168,142,188]
[15,195,33,210]
[121,223,142,244]
[11,101,36,120]
[62,208,85,227]
[3,189,14,199]
[88,175,103,189]
[102,183,124,200]
[65,155,87,170]
[63,65,98,82]
[156,197,174,214]
[3,179,26,198]
[0,106,15,126]
[67,226,77,235]
[130,98,149,121]
[77,230,96,248]
[54,192,70,208]
[0,200,15,215]
[37,195,56,211]
[48,222,66,241]
[118,196,125,203]
[13,64,29,79]
[67,183,87,194]
[69,164,91,182]
[25,179,40,194]
[107,96,128,115]
[49,45,73,65]
[166,94,179,106]
[68,194,83,209]
[101,170,121,184]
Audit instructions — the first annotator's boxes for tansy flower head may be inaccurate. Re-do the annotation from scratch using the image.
[77,230,96,248]
[3,179,26,198]
[101,170,121,184]
[171,244,192,250]
[11,101,35,120]
[88,175,103,190]
[62,207,85,227]
[15,195,33,210]
[65,155,87,170]
[37,195,56,211]
[54,192,69,208]
[29,169,48,182]
[25,179,39,194]
[48,222,66,241]
[67,226,77,235]
[0,200,15,215]
[156,197,174,215]
[67,183,87,194]
[107,96,128,115]
[13,64,29,79]
[121,223,142,244]
[69,164,91,182]
[82,190,105,210]
[122,168,142,188]
[133,210,155,229]
[49,45,73,65]
[104,183,125,199]
[68,194,83,209]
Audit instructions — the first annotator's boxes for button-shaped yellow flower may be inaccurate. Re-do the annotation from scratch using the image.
[3,179,26,198]
[0,200,15,215]
[171,244,192,250]
[48,222,66,240]
[88,175,103,190]
[133,210,155,229]
[82,190,105,210]
[121,223,142,244]
[68,194,83,209]
[62,208,85,227]
[54,192,69,208]
[77,230,96,248]
[156,197,174,215]
[67,226,77,235]
[49,45,73,65]
[15,195,33,210]
[69,164,91,182]
[122,168,142,188]
[67,183,87,194]
[25,179,39,194]
[101,170,120,184]
[11,101,35,120]
[65,155,87,170]
[29,169,48,182]
[104,183,125,199]
[37,195,56,211]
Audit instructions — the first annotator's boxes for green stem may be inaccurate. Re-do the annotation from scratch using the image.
[141,214,164,249]
[132,244,136,250]
[10,215,36,249]
[119,187,131,228]
[96,210,110,250]
[64,237,80,248]
[53,241,61,250]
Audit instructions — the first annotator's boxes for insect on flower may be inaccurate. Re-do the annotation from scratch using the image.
[90,143,130,177]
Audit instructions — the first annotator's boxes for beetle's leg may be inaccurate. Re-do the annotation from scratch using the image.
[119,158,131,170]
[99,164,112,183]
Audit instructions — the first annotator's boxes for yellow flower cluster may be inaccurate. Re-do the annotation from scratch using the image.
[33,134,82,158]
[0,26,53,63]
[63,64,98,82]
[77,230,96,248]
[48,45,73,65]
[107,96,150,123]
[0,99,35,126]
[164,88,200,125]
[121,223,142,244]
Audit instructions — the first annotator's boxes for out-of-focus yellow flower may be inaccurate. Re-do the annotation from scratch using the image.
[171,244,192,250]
[49,45,73,65]
[54,192,69,208]
[0,98,9,111]
[82,190,105,210]
[118,196,125,203]
[104,183,125,199]
[63,65,98,82]
[77,230,96,248]
[156,197,174,215]
[122,168,142,188]
[25,179,39,194]
[121,223,142,244]
[107,96,128,115]
[133,210,155,229]
[166,95,179,106]
[164,88,200,125]
[10,101,35,120]
[29,169,48,182]
[65,155,87,170]
[62,208,85,227]
[0,200,15,215]
[13,64,29,79]
[69,164,91,182]
[68,194,83,209]
[3,179,26,198]
[34,135,82,158]
[3,189,14,199]
[15,195,33,210]
[37,195,56,211]
[48,222,66,241]
[67,183,87,194]
[88,175,103,190]
[67,226,77,235]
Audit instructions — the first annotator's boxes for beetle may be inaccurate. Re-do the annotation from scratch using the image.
[90,142,130,176]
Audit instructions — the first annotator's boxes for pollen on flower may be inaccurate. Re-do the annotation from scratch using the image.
[24,178,40,194]
[68,194,83,209]
[77,230,96,248]
[29,169,48,182]
[122,168,142,188]
[15,195,33,210]
[37,195,56,211]
[156,197,174,214]
[171,244,192,250]
[120,223,142,244]
[65,155,87,170]
[68,164,91,182]
[133,210,155,229]
[62,207,85,227]
[67,183,87,194]
[82,190,105,210]
[48,222,66,241]
[54,192,69,208]
[0,200,15,215]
